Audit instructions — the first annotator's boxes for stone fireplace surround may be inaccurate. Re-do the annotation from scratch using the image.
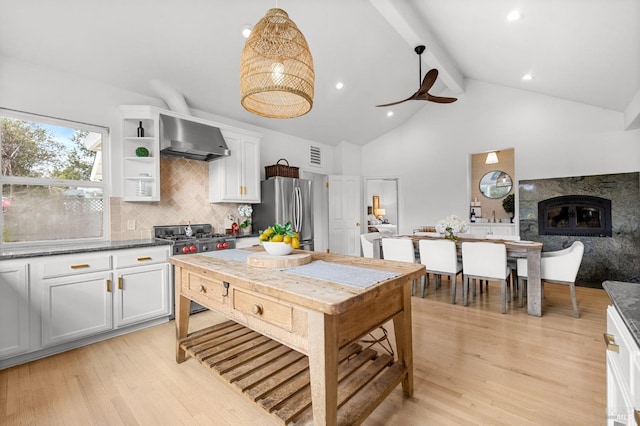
[519,172,640,287]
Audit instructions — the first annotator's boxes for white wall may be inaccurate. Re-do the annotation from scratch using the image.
[0,56,337,197]
[333,141,362,176]
[4,57,638,238]
[361,79,640,234]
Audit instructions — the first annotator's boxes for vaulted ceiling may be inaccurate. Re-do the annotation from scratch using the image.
[1,0,638,146]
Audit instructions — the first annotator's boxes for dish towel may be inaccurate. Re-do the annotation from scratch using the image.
[283,260,399,289]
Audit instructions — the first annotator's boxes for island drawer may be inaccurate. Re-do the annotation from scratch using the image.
[40,253,112,279]
[181,271,227,308]
[233,289,293,332]
[114,246,169,269]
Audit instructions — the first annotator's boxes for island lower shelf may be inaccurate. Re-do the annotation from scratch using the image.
[179,320,405,425]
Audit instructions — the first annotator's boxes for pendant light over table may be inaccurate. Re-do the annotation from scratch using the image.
[485,151,499,164]
[240,8,315,118]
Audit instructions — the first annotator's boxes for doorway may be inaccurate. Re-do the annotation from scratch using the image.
[364,177,399,233]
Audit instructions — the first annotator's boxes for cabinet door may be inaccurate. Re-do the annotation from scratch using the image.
[114,263,170,327]
[209,132,261,203]
[0,262,29,358]
[242,136,261,203]
[209,133,242,202]
[41,272,113,347]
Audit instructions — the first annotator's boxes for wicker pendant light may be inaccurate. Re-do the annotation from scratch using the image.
[240,8,314,118]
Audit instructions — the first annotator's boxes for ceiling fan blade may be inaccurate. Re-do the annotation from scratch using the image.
[375,92,418,107]
[416,69,439,96]
[427,95,458,104]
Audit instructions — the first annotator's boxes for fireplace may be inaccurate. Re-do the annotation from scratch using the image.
[520,172,639,287]
[538,195,612,237]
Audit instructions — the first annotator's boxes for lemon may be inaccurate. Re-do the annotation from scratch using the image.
[283,235,292,244]
[259,233,269,241]
[270,234,284,242]
[291,237,300,249]
[263,228,274,237]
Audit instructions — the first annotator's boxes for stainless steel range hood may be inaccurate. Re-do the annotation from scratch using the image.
[159,114,230,161]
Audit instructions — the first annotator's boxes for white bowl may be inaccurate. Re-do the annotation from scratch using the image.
[262,241,293,256]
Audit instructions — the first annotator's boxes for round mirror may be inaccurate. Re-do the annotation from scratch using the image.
[479,170,513,199]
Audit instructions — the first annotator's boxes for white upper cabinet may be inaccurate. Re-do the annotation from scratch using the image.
[121,105,262,203]
[209,130,261,203]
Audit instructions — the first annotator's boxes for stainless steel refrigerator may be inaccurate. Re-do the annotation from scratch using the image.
[252,177,314,251]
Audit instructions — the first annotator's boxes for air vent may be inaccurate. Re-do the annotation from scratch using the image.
[309,145,321,166]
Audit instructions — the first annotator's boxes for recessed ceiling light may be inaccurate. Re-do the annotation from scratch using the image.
[506,10,522,21]
[241,25,252,38]
[335,82,344,90]
[386,111,394,117]
[522,74,534,81]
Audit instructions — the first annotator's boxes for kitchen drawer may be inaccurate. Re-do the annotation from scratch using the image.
[607,305,634,391]
[233,288,293,332]
[114,246,169,269]
[181,270,228,310]
[41,253,112,279]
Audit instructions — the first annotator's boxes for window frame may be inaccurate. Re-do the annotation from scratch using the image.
[0,107,110,247]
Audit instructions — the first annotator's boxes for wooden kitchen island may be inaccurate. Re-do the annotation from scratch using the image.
[171,248,425,426]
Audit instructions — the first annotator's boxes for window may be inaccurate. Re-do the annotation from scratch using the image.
[0,108,109,245]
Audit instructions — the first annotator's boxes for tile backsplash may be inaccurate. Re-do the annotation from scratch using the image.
[111,157,238,240]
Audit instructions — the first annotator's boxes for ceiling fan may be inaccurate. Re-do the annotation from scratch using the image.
[376,45,457,107]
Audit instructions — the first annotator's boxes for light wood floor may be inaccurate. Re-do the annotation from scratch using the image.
[0,281,610,425]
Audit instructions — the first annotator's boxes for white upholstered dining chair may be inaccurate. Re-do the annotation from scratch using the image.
[382,237,421,295]
[485,234,521,294]
[418,239,462,303]
[516,241,584,318]
[462,242,512,314]
[360,232,381,258]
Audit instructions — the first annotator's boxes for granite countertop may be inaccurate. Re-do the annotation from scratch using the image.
[0,239,171,260]
[603,280,640,347]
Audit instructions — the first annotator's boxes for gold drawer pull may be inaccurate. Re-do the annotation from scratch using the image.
[251,304,263,315]
[137,256,152,262]
[106,279,112,293]
[71,264,90,269]
[635,410,640,424]
[199,285,207,293]
[603,333,619,352]
[118,277,123,290]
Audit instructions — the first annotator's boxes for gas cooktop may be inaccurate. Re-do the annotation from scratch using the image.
[153,224,236,254]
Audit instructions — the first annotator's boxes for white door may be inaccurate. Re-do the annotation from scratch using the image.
[328,175,361,255]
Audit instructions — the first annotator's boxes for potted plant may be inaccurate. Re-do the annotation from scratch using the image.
[502,193,515,223]
[238,204,253,235]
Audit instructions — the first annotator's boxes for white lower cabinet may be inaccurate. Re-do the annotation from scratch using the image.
[0,261,30,358]
[235,236,260,249]
[41,271,113,347]
[0,245,171,369]
[468,223,516,236]
[114,247,171,327]
[606,305,639,425]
